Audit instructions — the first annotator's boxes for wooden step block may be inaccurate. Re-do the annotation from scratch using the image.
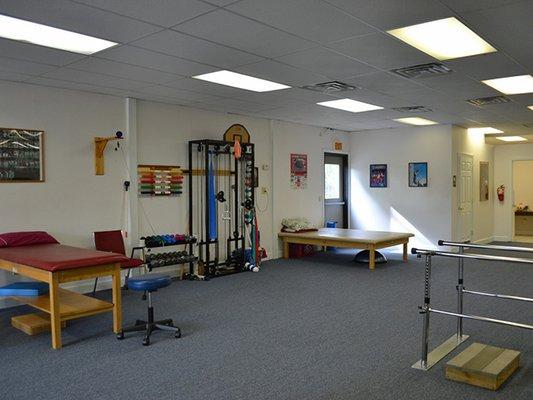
[11,313,66,336]
[446,343,520,390]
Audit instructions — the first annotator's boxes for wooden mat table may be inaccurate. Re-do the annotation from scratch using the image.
[278,228,414,270]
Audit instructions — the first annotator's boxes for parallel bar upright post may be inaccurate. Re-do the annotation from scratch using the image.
[457,246,464,340]
[420,254,432,369]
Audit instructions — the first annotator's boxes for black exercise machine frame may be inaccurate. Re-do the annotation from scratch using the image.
[188,139,255,279]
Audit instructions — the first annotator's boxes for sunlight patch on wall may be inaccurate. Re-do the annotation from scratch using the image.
[350,169,388,230]
[390,207,435,251]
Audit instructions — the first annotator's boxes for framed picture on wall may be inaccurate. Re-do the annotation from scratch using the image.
[480,161,489,201]
[408,162,428,187]
[0,127,44,182]
[369,164,387,188]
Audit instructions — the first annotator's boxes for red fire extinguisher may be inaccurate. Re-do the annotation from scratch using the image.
[497,185,505,202]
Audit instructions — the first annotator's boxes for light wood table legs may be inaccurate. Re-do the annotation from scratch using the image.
[368,246,376,270]
[111,265,122,333]
[403,242,408,262]
[49,274,62,349]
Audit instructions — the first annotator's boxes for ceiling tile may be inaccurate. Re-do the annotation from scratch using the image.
[444,52,527,80]
[234,60,328,87]
[96,45,216,76]
[419,73,500,100]
[203,0,241,6]
[68,57,180,84]
[328,33,434,70]
[195,98,275,113]
[0,56,58,75]
[324,0,451,30]
[25,76,129,96]
[74,0,215,27]
[437,0,525,13]
[461,1,533,70]
[344,71,427,95]
[40,68,148,90]
[175,9,316,58]
[0,38,84,66]
[0,0,161,43]
[227,0,376,43]
[133,84,224,102]
[131,30,264,68]
[275,48,377,79]
[0,70,35,82]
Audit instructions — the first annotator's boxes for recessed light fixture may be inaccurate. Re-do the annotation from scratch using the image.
[0,14,117,54]
[193,70,290,92]
[387,17,496,60]
[394,117,438,126]
[316,99,383,113]
[527,105,533,111]
[467,127,503,134]
[482,75,533,95]
[496,136,527,142]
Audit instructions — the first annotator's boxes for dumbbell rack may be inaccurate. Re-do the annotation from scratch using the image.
[143,236,197,276]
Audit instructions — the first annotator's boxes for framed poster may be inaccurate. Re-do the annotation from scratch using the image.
[370,164,387,188]
[290,153,307,189]
[480,161,489,201]
[0,128,44,182]
[408,162,428,187]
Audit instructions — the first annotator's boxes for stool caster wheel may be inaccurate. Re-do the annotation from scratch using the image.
[116,331,125,340]
[142,337,150,346]
[175,330,181,339]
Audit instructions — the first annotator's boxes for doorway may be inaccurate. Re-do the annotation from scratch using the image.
[457,153,474,242]
[324,153,348,228]
[512,160,533,241]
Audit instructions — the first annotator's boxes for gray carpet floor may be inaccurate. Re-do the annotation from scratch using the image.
[1,244,532,400]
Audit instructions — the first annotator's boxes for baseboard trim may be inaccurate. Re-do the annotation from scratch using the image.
[492,235,512,242]
[473,236,496,244]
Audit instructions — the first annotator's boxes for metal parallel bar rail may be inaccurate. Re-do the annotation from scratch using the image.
[411,244,533,371]
[438,239,533,254]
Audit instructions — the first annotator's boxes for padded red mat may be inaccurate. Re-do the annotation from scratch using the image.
[0,243,129,272]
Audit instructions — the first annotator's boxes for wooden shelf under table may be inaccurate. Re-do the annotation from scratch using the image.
[13,288,114,321]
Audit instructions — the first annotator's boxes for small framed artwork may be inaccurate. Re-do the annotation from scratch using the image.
[408,162,428,187]
[0,127,44,182]
[479,161,489,201]
[369,164,387,188]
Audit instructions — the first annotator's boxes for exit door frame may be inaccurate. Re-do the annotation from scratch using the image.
[323,150,350,229]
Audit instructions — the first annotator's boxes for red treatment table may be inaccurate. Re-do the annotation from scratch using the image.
[0,243,128,349]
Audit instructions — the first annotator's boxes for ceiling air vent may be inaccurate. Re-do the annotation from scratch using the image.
[391,62,453,79]
[466,95,511,107]
[392,105,433,113]
[300,81,358,94]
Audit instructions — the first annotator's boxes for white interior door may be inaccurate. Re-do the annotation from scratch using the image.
[458,153,474,242]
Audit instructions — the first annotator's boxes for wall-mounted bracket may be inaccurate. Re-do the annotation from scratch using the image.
[94,135,123,175]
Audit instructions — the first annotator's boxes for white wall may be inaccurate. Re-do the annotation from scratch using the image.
[271,120,351,257]
[0,81,126,307]
[349,125,453,249]
[513,160,533,208]
[451,126,495,243]
[494,143,533,240]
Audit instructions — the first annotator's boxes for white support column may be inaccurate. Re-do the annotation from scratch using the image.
[125,98,139,248]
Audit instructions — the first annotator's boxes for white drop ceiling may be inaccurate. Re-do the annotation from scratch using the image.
[0,0,531,134]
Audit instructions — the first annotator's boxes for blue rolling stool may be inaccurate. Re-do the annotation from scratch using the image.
[117,273,181,346]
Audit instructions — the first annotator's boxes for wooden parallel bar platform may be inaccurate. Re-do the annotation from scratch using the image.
[11,313,66,335]
[12,288,114,321]
[446,343,520,390]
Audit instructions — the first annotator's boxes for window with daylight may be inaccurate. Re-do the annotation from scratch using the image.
[325,163,340,199]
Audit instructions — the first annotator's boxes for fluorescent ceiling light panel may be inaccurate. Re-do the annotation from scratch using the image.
[387,17,496,60]
[193,70,290,92]
[0,14,117,54]
[482,75,533,95]
[316,99,383,113]
[527,105,533,110]
[467,127,503,134]
[496,136,527,142]
[394,117,438,126]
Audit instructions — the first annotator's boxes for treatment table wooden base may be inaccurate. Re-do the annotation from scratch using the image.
[0,244,128,349]
[278,228,414,270]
